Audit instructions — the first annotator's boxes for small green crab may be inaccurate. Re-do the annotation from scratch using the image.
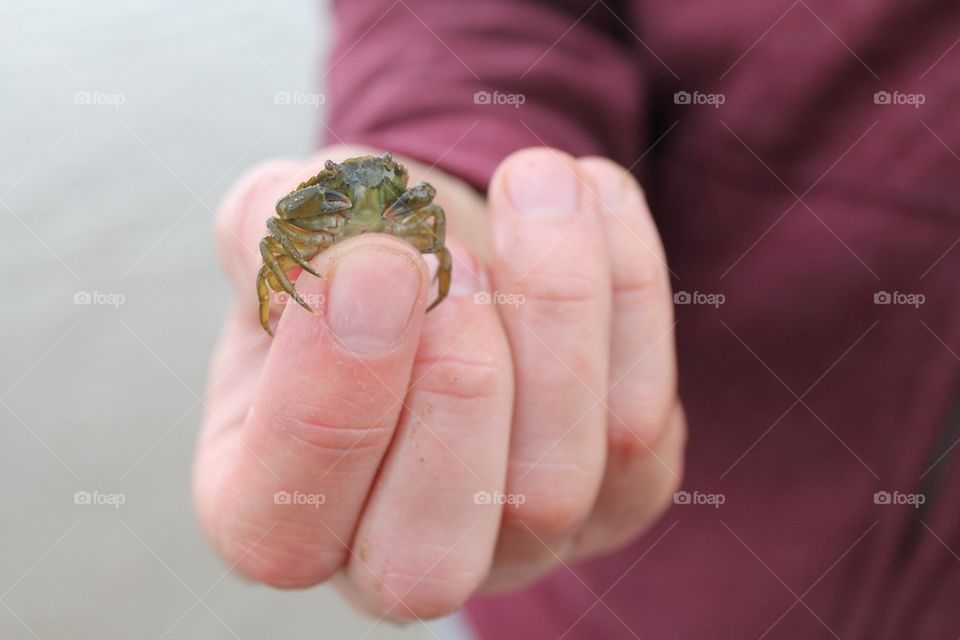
[257,152,450,335]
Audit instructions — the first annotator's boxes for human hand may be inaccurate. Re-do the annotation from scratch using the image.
[193,145,685,620]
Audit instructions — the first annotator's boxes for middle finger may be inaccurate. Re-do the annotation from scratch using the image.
[485,148,612,587]
[345,245,515,619]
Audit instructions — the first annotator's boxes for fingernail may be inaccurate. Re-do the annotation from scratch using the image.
[327,248,421,352]
[507,153,579,217]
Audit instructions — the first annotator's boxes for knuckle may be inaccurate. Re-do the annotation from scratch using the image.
[612,255,669,307]
[508,269,603,321]
[277,409,396,457]
[580,433,684,552]
[411,353,504,402]
[607,419,685,527]
[518,269,599,303]
[607,394,674,455]
[364,565,480,620]
[506,495,592,535]
[502,478,595,535]
[219,523,343,588]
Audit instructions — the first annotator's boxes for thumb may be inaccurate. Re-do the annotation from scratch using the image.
[201,234,430,587]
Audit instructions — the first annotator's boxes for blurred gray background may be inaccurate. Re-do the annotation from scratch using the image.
[0,1,432,637]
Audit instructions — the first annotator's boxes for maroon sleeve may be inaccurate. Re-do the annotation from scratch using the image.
[322,0,646,191]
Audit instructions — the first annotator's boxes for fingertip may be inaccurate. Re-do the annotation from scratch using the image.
[577,156,648,215]
[488,146,583,213]
[272,233,430,354]
[492,146,579,180]
[577,157,667,270]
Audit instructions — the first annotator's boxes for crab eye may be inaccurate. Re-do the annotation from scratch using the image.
[325,159,337,171]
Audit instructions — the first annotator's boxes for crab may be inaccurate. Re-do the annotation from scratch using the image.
[256,152,450,335]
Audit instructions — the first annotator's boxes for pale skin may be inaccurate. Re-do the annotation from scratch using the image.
[193,144,687,620]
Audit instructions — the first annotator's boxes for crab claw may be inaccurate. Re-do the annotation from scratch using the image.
[276,185,351,219]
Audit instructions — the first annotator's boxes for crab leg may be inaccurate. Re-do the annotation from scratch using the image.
[428,246,452,311]
[390,203,450,310]
[383,182,436,219]
[256,245,323,335]
[392,204,445,249]
[421,203,450,309]
[256,260,298,337]
[266,218,334,277]
[270,218,338,245]
[256,265,273,335]
[259,237,313,312]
